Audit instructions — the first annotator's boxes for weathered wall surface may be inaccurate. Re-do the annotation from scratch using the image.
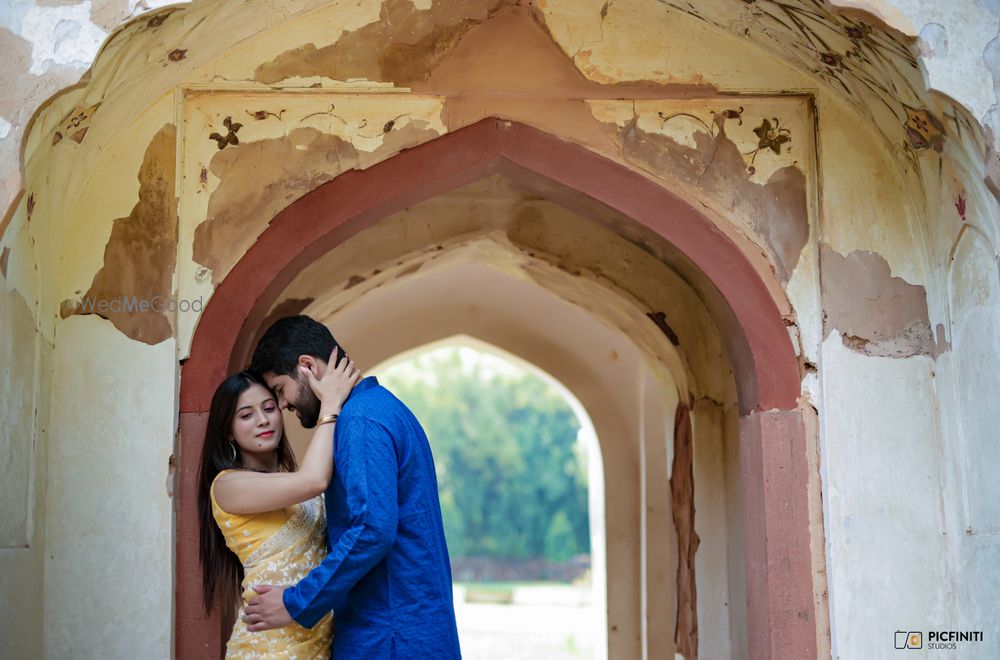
[0,282,48,659]
[1,0,999,658]
[0,91,47,657]
[44,316,175,658]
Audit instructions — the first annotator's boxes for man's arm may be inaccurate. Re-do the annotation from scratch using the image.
[282,416,399,628]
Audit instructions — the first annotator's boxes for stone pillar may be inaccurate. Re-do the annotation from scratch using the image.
[739,410,817,659]
[175,411,223,659]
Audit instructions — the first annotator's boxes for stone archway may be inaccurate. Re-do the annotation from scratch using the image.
[177,118,814,658]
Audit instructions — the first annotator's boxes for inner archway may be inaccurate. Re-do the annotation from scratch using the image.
[177,118,814,659]
[369,338,605,659]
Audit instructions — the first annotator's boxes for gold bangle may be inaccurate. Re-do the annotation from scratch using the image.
[318,412,339,426]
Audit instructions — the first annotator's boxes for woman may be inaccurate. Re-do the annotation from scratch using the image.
[197,348,360,658]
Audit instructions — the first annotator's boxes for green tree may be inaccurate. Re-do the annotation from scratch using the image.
[378,347,590,561]
[544,511,577,563]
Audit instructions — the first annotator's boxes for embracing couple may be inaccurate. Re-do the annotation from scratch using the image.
[196,315,462,658]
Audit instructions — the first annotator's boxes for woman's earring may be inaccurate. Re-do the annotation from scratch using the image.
[229,440,238,462]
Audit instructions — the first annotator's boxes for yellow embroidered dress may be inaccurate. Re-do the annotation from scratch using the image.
[211,470,333,658]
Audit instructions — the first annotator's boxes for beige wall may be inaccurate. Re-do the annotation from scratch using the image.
[45,317,176,658]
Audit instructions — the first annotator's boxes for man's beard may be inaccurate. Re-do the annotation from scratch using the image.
[293,371,322,428]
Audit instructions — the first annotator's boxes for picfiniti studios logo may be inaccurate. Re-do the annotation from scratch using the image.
[895,630,984,651]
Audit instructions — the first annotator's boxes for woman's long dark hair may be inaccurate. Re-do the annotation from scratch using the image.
[197,371,298,620]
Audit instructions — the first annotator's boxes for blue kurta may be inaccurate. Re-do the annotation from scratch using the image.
[283,376,462,659]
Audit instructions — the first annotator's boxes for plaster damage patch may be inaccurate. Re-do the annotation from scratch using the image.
[421,5,702,138]
[195,121,441,284]
[21,3,108,75]
[196,128,358,283]
[607,117,808,283]
[820,244,943,358]
[671,402,699,660]
[254,0,515,86]
[0,27,86,214]
[61,124,178,345]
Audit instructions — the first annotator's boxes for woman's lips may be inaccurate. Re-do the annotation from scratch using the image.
[256,430,275,438]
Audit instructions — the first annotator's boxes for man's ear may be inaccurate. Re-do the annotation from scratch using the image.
[297,355,320,378]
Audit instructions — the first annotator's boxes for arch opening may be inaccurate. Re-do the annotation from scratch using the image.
[177,118,814,660]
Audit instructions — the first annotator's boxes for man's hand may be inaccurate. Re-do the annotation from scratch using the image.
[243,585,292,632]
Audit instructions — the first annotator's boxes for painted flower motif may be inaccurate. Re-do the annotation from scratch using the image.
[955,193,967,222]
[844,21,879,52]
[720,107,744,122]
[209,116,242,150]
[707,106,744,133]
[147,13,170,29]
[54,105,98,145]
[819,52,844,69]
[67,110,87,128]
[903,105,945,152]
[753,118,791,155]
[246,109,285,122]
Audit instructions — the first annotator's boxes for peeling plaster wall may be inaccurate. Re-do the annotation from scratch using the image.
[2,0,1000,658]
[812,78,1000,655]
[820,333,949,657]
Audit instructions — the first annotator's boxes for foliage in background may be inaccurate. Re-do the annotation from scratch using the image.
[378,347,590,562]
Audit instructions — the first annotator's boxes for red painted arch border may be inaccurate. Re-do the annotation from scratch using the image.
[175,118,815,659]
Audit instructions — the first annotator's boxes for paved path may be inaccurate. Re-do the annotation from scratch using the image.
[454,586,597,659]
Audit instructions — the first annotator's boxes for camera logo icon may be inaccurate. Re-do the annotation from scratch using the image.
[895,631,922,649]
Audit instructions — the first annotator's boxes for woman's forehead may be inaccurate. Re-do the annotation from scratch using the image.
[237,383,276,406]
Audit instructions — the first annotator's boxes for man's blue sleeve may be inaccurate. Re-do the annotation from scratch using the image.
[282,416,398,628]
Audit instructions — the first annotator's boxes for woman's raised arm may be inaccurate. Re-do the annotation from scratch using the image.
[214,348,361,514]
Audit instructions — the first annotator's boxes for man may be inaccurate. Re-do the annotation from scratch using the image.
[243,315,461,659]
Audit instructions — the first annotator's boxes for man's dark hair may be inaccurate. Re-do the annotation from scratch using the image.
[249,315,344,377]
